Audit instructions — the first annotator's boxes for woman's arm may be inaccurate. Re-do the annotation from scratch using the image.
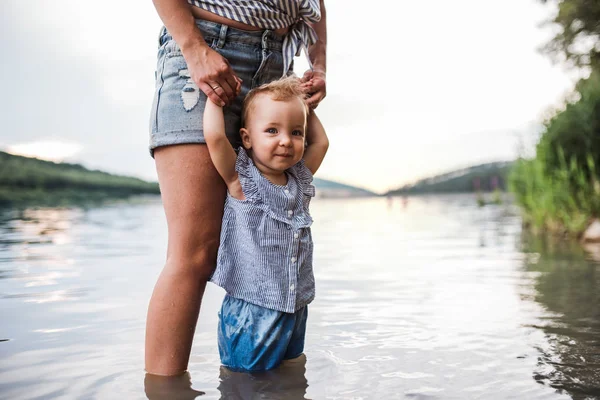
[203,101,245,199]
[308,0,327,75]
[301,0,327,108]
[152,0,241,106]
[303,111,329,175]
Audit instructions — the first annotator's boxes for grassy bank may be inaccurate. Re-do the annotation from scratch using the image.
[0,151,159,206]
[509,72,600,237]
[509,152,600,235]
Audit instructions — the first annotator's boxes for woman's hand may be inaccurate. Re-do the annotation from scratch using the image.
[300,69,326,109]
[184,43,242,107]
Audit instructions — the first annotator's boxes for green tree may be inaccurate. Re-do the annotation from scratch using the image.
[540,0,600,69]
[537,70,600,179]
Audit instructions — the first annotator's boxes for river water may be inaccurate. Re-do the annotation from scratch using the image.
[0,194,599,400]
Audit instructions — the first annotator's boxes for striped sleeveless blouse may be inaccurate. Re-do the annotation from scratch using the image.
[187,0,321,75]
[210,148,316,313]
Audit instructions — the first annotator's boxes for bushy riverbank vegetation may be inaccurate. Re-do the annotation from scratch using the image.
[0,151,160,206]
[509,0,600,238]
[509,74,600,235]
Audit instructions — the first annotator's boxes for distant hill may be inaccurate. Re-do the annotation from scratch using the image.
[313,177,376,198]
[0,151,160,205]
[386,161,514,195]
[0,151,375,205]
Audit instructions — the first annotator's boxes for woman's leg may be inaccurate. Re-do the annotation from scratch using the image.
[145,144,226,376]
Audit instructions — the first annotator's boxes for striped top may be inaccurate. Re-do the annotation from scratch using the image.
[210,148,316,313]
[187,0,321,75]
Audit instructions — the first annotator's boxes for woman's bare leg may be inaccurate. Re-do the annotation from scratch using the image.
[145,144,226,376]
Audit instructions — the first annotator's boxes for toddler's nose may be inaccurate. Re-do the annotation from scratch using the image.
[280,134,292,146]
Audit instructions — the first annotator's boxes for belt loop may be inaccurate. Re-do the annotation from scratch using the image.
[261,30,270,50]
[217,24,228,48]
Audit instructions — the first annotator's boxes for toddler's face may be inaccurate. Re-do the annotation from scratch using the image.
[241,94,307,175]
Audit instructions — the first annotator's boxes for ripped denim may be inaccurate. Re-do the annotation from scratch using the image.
[148,19,286,157]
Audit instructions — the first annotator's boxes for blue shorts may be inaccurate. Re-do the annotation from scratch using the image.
[149,19,287,157]
[218,295,308,372]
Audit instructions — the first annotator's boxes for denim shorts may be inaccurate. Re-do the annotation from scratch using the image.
[148,20,287,157]
[218,295,308,372]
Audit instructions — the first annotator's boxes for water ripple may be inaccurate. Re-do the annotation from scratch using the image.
[0,196,598,399]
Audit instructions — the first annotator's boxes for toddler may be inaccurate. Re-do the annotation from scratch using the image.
[203,76,328,372]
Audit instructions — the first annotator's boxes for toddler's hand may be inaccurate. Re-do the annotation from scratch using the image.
[300,69,326,109]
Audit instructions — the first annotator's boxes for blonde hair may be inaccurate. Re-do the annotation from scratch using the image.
[241,76,309,127]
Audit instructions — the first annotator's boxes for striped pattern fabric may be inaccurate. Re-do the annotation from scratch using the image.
[211,148,316,313]
[187,0,321,75]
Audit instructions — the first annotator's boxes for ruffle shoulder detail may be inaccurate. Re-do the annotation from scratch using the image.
[235,147,261,203]
[289,159,316,198]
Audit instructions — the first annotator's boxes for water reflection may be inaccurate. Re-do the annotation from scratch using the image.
[145,355,308,400]
[217,355,309,400]
[0,207,81,304]
[145,372,205,400]
[520,234,600,399]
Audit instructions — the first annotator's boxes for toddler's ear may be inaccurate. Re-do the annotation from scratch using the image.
[240,128,252,149]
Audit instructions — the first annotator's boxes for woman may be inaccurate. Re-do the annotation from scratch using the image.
[145,0,327,376]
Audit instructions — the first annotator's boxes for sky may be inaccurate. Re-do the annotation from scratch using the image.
[0,1,581,193]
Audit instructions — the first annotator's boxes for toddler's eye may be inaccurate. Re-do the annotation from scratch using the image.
[267,128,277,134]
[292,130,304,136]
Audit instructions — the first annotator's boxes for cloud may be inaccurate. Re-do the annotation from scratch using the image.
[0,1,161,180]
[7,140,83,162]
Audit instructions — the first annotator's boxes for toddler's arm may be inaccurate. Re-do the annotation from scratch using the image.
[303,111,329,175]
[204,101,245,199]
